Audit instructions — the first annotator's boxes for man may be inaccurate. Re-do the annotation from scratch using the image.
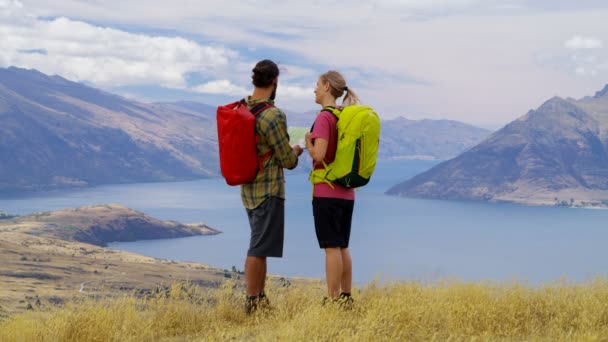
[241,59,303,314]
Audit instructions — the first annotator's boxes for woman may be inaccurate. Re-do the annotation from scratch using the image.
[305,70,360,306]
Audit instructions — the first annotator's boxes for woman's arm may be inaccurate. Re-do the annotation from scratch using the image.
[305,132,328,163]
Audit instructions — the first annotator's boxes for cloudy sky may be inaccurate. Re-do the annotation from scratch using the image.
[2,0,608,128]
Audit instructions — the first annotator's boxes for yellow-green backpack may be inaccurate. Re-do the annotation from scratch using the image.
[310,105,381,188]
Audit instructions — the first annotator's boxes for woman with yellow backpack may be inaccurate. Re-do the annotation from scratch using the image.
[305,70,380,307]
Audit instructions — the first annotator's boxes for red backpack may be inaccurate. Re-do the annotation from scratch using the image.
[216,99,273,186]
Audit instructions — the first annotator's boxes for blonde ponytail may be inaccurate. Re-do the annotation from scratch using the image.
[319,70,360,106]
[342,87,360,106]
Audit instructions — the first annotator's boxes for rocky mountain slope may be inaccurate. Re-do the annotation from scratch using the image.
[0,67,218,192]
[387,85,608,208]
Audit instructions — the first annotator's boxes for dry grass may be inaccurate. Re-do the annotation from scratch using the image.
[1,277,607,341]
[0,232,230,314]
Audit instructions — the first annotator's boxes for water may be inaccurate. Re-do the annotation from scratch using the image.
[1,160,607,284]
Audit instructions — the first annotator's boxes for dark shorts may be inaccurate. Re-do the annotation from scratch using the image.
[312,197,354,249]
[246,196,285,257]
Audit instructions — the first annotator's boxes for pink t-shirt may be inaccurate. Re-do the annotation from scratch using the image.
[310,110,355,200]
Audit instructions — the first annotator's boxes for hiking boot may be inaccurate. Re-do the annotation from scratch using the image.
[245,295,258,315]
[245,292,271,315]
[321,293,354,310]
[336,292,354,310]
[258,291,272,310]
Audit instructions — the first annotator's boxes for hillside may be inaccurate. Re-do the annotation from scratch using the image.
[387,86,608,208]
[0,204,227,314]
[0,67,218,192]
[379,117,490,160]
[0,230,230,314]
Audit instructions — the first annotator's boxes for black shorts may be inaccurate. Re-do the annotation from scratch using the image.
[246,196,285,257]
[312,197,354,249]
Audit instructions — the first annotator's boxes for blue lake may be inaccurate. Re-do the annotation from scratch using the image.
[1,160,607,284]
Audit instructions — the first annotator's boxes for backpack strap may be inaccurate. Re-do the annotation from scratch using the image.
[250,102,273,116]
[238,98,274,116]
[242,99,275,173]
[311,106,339,131]
[308,106,340,189]
[321,106,339,118]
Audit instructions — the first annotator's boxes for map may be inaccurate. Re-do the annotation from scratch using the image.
[288,127,309,146]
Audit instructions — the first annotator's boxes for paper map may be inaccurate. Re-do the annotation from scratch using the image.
[288,127,309,146]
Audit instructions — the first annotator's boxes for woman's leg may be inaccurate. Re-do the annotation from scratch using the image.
[325,247,343,299]
[340,247,352,294]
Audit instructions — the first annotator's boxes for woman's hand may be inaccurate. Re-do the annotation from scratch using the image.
[305,132,313,148]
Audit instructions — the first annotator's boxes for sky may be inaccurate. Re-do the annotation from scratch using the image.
[1,0,608,129]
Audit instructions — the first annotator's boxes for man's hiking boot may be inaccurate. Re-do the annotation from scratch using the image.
[258,291,271,309]
[245,295,258,315]
[245,291,271,315]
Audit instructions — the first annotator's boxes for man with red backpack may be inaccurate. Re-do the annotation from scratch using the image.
[237,59,303,314]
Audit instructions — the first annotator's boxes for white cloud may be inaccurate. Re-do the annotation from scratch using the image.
[565,36,603,49]
[191,80,314,100]
[192,80,248,96]
[277,84,315,100]
[7,0,608,127]
[1,0,25,18]
[0,1,236,89]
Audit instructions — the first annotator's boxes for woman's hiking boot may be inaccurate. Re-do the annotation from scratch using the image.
[336,292,354,310]
[321,292,354,310]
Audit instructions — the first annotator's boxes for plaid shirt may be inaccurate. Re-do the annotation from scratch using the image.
[240,97,298,209]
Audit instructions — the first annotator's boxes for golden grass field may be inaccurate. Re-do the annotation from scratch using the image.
[1,277,607,341]
[2,205,608,340]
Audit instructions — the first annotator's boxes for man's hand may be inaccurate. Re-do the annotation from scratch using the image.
[293,144,304,156]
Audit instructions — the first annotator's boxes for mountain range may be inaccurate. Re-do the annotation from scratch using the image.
[286,110,490,160]
[387,85,608,208]
[0,67,489,192]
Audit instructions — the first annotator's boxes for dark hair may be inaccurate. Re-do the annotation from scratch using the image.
[252,59,279,88]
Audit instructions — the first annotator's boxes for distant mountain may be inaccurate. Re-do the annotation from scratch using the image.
[287,109,490,160]
[0,66,490,192]
[0,67,219,192]
[387,85,608,208]
[379,117,490,160]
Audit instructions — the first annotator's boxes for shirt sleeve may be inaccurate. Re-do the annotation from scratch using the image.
[259,108,298,170]
[310,111,333,141]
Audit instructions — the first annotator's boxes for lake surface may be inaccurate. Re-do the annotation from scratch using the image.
[2,160,607,284]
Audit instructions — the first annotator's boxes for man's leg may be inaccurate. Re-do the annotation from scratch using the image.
[325,247,343,299]
[262,261,267,293]
[340,248,352,294]
[245,256,267,296]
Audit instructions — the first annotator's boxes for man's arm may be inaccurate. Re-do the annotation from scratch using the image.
[260,108,300,170]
